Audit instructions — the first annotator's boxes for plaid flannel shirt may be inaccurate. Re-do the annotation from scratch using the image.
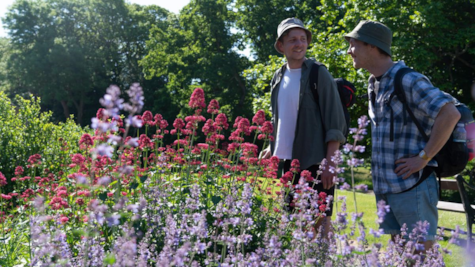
[368,61,455,194]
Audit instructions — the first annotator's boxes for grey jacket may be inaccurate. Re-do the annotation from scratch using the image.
[269,58,347,170]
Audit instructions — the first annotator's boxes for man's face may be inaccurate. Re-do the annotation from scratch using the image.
[277,28,308,64]
[347,38,372,69]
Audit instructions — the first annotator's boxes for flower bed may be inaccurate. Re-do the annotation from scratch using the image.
[0,85,460,266]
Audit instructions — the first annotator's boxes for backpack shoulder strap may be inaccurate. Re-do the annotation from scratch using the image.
[390,67,429,142]
[309,62,325,103]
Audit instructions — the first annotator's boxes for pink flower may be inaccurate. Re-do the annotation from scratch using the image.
[238,118,251,136]
[1,194,11,200]
[79,133,94,146]
[76,198,85,206]
[59,216,69,224]
[173,118,185,130]
[252,110,266,126]
[14,166,24,176]
[142,111,154,126]
[207,99,220,114]
[0,172,7,187]
[290,159,300,173]
[139,134,153,149]
[301,170,313,182]
[189,88,206,109]
[96,108,107,121]
[260,121,274,134]
[233,116,243,128]
[27,154,42,166]
[202,119,216,135]
[71,154,86,165]
[214,113,229,130]
[159,119,169,129]
[50,197,69,210]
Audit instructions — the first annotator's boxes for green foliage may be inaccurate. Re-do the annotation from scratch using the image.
[3,0,169,125]
[0,91,83,192]
[244,0,475,155]
[140,0,252,121]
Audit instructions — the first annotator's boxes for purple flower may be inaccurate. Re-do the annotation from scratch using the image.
[107,135,122,145]
[126,137,139,147]
[354,184,368,192]
[98,176,111,186]
[94,144,114,158]
[376,200,390,224]
[106,214,121,227]
[126,115,143,128]
[339,182,351,190]
[123,83,144,114]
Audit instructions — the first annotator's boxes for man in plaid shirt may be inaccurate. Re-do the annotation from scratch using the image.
[345,20,460,252]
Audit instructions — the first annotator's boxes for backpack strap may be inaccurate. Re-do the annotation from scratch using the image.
[309,62,323,103]
[309,62,325,132]
[390,67,429,142]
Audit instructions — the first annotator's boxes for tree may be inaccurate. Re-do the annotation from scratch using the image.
[140,0,251,120]
[232,0,326,62]
[3,0,171,125]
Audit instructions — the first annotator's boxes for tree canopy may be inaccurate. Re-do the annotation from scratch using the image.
[1,0,474,131]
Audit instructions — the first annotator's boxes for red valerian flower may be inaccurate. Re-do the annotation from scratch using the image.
[27,154,42,166]
[96,108,107,121]
[173,118,185,130]
[79,133,94,146]
[319,204,327,212]
[50,197,69,210]
[290,159,300,173]
[252,110,266,126]
[238,118,251,136]
[14,166,24,176]
[189,88,206,109]
[260,121,274,134]
[139,134,153,150]
[0,172,7,187]
[202,119,216,136]
[301,170,313,182]
[233,116,243,128]
[214,113,229,130]
[1,194,11,200]
[207,99,220,114]
[71,154,86,165]
[142,111,154,126]
[59,216,69,224]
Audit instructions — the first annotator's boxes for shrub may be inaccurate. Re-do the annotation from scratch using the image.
[0,92,84,193]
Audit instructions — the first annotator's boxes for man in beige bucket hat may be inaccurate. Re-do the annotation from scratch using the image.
[345,20,460,252]
[260,17,347,238]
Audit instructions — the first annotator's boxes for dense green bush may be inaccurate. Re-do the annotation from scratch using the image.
[0,92,84,192]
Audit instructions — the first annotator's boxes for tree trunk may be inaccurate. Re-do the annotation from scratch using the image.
[60,100,70,120]
[233,72,247,106]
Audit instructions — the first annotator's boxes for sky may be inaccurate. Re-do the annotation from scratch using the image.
[0,0,191,37]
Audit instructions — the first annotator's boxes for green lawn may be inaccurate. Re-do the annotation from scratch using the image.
[335,189,472,267]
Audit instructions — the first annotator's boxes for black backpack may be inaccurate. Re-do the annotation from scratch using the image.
[308,62,356,138]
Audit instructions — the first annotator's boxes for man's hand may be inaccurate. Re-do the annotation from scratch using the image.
[321,162,335,190]
[394,156,429,179]
[259,147,271,159]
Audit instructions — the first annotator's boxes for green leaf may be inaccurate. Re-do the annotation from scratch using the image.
[103,253,116,265]
[98,192,108,201]
[211,195,222,205]
[140,175,148,183]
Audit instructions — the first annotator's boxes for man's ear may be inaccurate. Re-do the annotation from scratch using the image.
[277,40,284,53]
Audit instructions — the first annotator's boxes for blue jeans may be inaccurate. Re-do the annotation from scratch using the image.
[375,173,439,241]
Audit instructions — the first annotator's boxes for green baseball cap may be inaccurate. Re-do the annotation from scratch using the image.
[274,18,312,54]
[344,20,392,56]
